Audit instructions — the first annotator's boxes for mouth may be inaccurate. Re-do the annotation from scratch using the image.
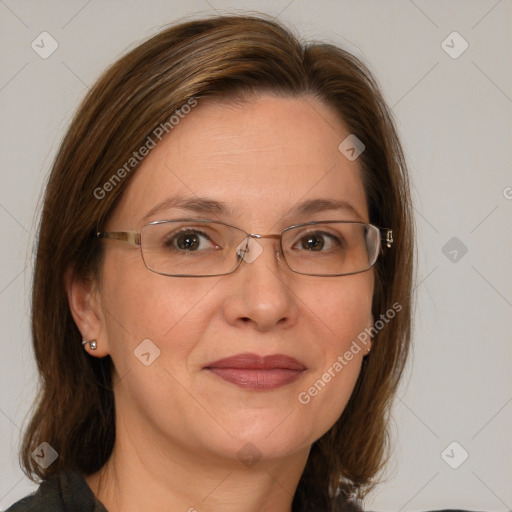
[203,353,307,391]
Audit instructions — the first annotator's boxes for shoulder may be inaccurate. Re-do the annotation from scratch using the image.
[5,471,108,512]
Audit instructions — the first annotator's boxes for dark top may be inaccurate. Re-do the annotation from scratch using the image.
[5,471,108,512]
[5,471,363,511]
[5,471,478,512]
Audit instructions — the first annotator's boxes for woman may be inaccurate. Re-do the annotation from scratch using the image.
[8,14,413,512]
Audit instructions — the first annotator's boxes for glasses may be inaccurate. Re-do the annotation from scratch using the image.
[97,219,393,277]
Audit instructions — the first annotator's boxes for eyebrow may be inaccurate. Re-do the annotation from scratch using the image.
[141,195,231,224]
[140,195,365,224]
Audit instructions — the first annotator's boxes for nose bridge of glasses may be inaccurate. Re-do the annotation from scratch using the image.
[236,232,283,264]
[250,233,281,241]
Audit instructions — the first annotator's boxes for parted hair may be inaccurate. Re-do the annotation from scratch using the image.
[21,14,413,511]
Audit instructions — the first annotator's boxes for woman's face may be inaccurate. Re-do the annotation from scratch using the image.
[87,94,374,465]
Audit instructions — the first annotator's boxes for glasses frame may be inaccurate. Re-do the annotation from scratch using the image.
[97,218,393,278]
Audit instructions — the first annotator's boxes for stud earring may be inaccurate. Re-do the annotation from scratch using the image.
[82,339,97,351]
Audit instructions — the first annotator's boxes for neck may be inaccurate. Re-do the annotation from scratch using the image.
[85,414,310,512]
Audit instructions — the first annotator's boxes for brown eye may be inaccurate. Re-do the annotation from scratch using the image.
[294,231,340,252]
[164,229,216,252]
[175,232,201,251]
[299,235,324,251]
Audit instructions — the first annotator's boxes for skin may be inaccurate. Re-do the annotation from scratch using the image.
[68,93,374,512]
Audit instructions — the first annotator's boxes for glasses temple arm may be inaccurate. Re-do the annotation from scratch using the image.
[97,231,141,246]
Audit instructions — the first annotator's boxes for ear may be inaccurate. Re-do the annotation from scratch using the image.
[65,267,110,358]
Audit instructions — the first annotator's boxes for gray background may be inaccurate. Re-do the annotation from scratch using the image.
[1,1,510,510]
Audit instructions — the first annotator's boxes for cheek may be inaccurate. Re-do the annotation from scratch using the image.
[294,274,373,435]
[98,252,221,368]
[97,265,221,434]
[310,272,374,352]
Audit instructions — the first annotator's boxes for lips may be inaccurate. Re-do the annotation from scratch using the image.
[204,353,306,391]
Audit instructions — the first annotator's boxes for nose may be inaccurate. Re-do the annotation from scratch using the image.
[221,236,299,332]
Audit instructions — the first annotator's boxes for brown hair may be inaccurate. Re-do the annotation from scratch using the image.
[22,14,413,511]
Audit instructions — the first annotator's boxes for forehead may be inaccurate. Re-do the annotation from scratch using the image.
[109,94,369,230]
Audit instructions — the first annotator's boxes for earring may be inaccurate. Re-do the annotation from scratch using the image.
[82,339,97,351]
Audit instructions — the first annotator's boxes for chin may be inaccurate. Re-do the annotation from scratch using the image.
[198,410,320,462]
